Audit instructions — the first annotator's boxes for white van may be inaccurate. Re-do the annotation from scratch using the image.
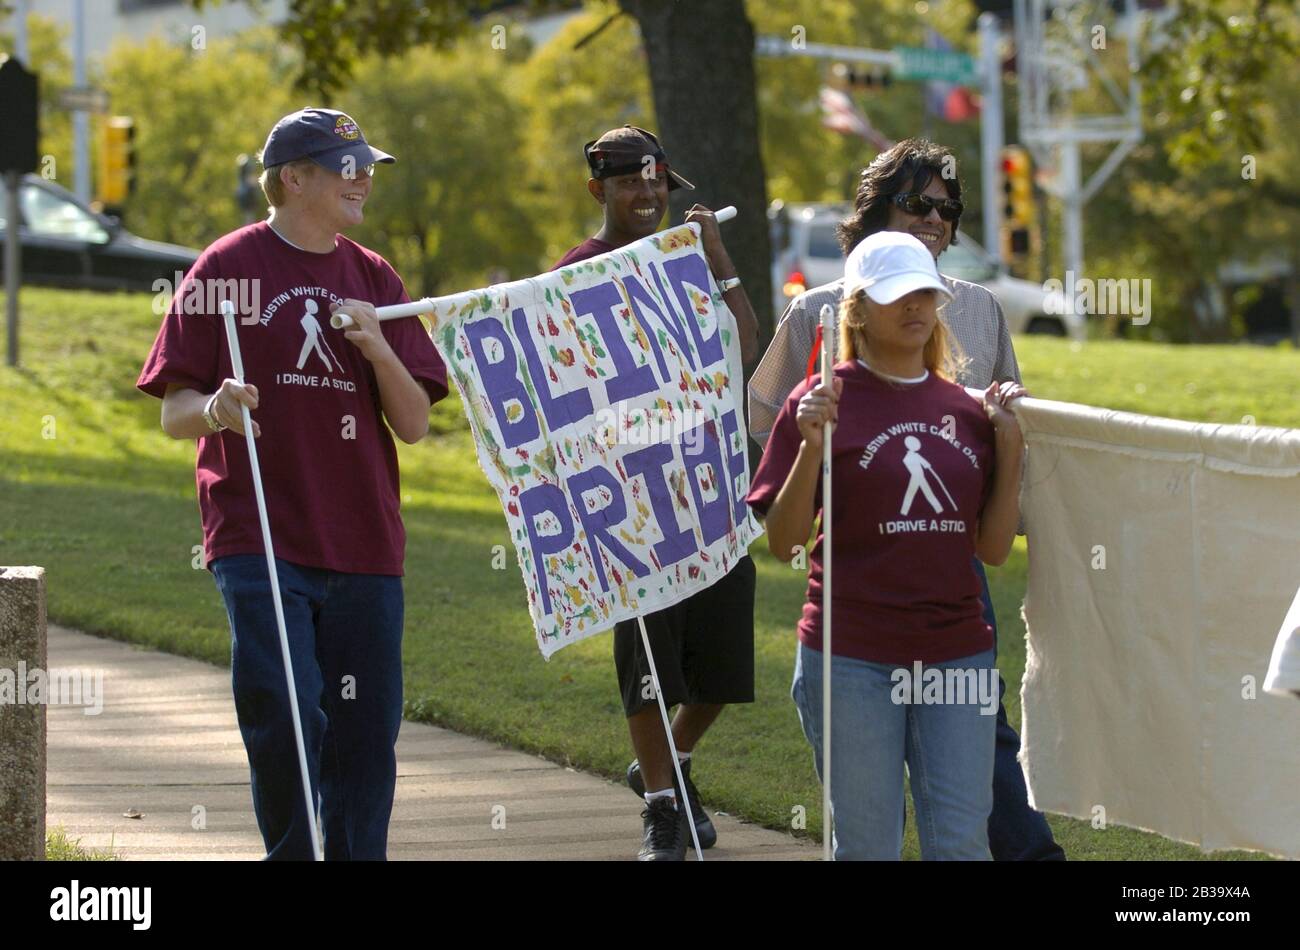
[768,201,1081,339]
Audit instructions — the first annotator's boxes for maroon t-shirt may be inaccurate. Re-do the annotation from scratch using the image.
[552,237,616,269]
[746,361,995,664]
[137,221,449,575]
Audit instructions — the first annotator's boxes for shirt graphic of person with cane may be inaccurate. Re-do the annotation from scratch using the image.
[900,435,956,516]
[297,298,342,373]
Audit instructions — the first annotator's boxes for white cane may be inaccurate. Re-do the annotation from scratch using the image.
[629,207,736,862]
[636,615,705,861]
[818,302,835,862]
[329,206,740,329]
[219,300,323,862]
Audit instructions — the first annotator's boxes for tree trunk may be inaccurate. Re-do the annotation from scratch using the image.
[618,0,775,357]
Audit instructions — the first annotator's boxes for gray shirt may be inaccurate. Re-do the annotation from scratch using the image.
[747,275,1022,446]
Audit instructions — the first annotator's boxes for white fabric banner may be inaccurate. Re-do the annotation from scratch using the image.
[1013,396,1300,858]
[426,224,760,658]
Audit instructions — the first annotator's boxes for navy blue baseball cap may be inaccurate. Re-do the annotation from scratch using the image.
[260,108,395,173]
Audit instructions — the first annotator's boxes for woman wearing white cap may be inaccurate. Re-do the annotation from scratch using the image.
[746,232,1026,860]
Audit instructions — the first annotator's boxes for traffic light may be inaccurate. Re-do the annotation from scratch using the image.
[98,116,135,208]
[0,58,39,174]
[830,62,893,92]
[1000,145,1034,261]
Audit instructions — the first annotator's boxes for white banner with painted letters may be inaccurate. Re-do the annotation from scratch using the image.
[426,224,759,658]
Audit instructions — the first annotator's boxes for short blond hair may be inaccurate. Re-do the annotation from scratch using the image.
[258,158,317,208]
[837,289,966,381]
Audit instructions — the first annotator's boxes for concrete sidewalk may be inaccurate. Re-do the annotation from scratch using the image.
[46,625,814,861]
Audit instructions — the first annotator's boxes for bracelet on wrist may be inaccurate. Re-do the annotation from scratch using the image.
[202,393,227,433]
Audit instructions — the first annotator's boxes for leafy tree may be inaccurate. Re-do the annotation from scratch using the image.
[192,0,553,98]
[96,20,545,295]
[1141,0,1299,175]
[99,28,298,247]
[1064,2,1300,341]
[514,7,653,264]
[343,29,544,297]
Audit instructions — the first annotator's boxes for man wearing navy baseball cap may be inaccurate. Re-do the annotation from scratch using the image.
[138,108,447,859]
[261,107,396,178]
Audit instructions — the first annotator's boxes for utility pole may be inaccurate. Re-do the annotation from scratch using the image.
[72,0,90,204]
[2,53,38,369]
[978,13,1004,270]
[14,0,29,61]
[1014,0,1143,280]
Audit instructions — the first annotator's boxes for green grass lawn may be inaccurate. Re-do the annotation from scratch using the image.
[2,287,1295,860]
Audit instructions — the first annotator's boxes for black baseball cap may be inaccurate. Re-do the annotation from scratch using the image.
[261,108,395,173]
[583,125,694,191]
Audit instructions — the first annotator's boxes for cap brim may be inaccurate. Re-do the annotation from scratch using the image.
[588,151,695,191]
[850,272,952,305]
[309,142,396,173]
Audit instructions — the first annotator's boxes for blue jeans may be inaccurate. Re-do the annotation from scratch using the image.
[211,555,404,861]
[792,643,997,860]
[975,560,1066,861]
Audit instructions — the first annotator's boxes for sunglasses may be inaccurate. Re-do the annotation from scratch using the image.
[892,192,963,222]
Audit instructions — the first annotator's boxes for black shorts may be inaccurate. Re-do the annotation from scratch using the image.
[613,555,756,717]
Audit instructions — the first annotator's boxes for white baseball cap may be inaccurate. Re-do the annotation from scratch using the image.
[844,231,953,305]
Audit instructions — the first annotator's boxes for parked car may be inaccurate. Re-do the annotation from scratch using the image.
[768,201,1081,338]
[0,174,199,292]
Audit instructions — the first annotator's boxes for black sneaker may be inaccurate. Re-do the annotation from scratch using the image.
[638,797,687,861]
[627,758,718,850]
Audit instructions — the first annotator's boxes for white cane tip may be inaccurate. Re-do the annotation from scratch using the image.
[220,300,236,317]
[330,314,352,330]
[715,205,737,222]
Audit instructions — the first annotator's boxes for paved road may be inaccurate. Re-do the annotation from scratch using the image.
[45,625,815,861]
